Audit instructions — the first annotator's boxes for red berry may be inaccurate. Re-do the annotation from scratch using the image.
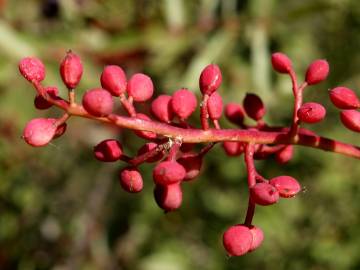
[119,167,143,193]
[100,65,127,96]
[222,141,244,156]
[134,113,157,139]
[126,73,154,102]
[271,52,292,74]
[269,175,301,198]
[137,142,164,163]
[177,153,203,181]
[329,87,360,109]
[297,102,326,124]
[243,93,266,121]
[340,110,360,132]
[34,86,59,110]
[153,161,186,185]
[199,64,222,95]
[151,95,174,123]
[23,118,57,147]
[275,145,293,164]
[248,225,264,252]
[250,183,279,206]
[19,57,45,82]
[60,51,83,89]
[222,225,252,257]
[225,103,245,126]
[154,183,183,212]
[171,88,198,120]
[93,139,123,162]
[207,92,223,120]
[53,123,67,139]
[305,59,329,85]
[82,88,114,117]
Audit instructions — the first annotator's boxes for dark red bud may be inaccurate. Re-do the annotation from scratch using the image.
[271,52,292,74]
[126,73,154,102]
[94,139,123,162]
[119,167,143,193]
[153,161,186,185]
[151,95,174,123]
[243,93,266,121]
[297,102,326,124]
[207,92,223,120]
[199,64,222,95]
[305,59,329,85]
[60,51,83,89]
[225,103,245,126]
[269,176,301,198]
[329,87,360,109]
[100,65,127,96]
[223,225,252,257]
[154,183,183,212]
[171,88,198,120]
[340,110,360,132]
[82,88,114,117]
[250,183,279,206]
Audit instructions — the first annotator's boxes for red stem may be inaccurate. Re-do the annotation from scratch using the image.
[201,94,210,130]
[244,143,256,226]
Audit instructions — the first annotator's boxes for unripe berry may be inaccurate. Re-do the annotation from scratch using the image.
[248,226,264,252]
[100,65,127,96]
[34,86,59,110]
[297,102,326,124]
[154,183,183,212]
[171,88,198,120]
[222,225,252,257]
[199,64,222,95]
[243,93,266,121]
[225,103,245,126]
[250,182,279,206]
[269,175,301,198]
[305,59,329,85]
[207,91,223,120]
[60,51,83,89]
[275,145,293,164]
[137,142,164,163]
[271,52,292,74]
[119,167,143,193]
[340,110,360,132]
[222,141,244,156]
[151,95,174,123]
[134,113,157,139]
[329,87,360,109]
[93,139,123,162]
[126,73,154,102]
[23,118,57,147]
[177,153,203,181]
[153,161,186,185]
[19,57,45,82]
[82,88,114,117]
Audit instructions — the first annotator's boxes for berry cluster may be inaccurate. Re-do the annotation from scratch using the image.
[18,50,360,257]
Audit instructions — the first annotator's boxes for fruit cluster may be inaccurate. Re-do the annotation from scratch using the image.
[18,50,360,257]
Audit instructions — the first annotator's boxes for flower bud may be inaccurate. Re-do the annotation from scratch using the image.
[223,225,252,257]
[222,141,244,156]
[225,103,245,126]
[171,88,197,120]
[305,59,329,85]
[34,86,59,110]
[177,153,203,181]
[297,102,326,124]
[340,110,360,132]
[271,52,292,74]
[126,73,154,102]
[19,57,45,82]
[329,87,360,109]
[82,88,114,117]
[275,145,293,164]
[119,167,143,193]
[23,118,57,147]
[94,139,123,162]
[243,93,266,121]
[199,64,222,95]
[153,161,186,185]
[269,175,301,198]
[154,183,183,212]
[248,225,264,252]
[60,51,83,89]
[100,65,127,96]
[151,95,174,123]
[250,183,279,206]
[207,92,223,120]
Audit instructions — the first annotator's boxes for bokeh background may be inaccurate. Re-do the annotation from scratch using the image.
[1,0,360,269]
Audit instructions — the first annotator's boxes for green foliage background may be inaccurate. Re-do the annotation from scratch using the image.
[1,0,360,269]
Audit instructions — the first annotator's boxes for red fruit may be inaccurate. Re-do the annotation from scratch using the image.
[207,92,223,120]
[19,57,45,82]
[137,142,164,163]
[171,88,198,120]
[250,183,279,206]
[305,59,329,85]
[53,123,67,139]
[134,113,157,139]
[297,102,326,124]
[153,161,186,185]
[275,145,293,164]
[329,87,360,109]
[340,110,360,132]
[271,52,292,74]
[93,139,123,162]
[82,88,114,117]
[269,176,301,198]
[34,86,59,110]
[119,167,143,193]
[60,51,83,89]
[199,64,222,95]
[222,141,244,156]
[23,118,57,147]
[177,153,203,181]
[248,226,264,252]
[154,183,183,212]
[225,103,245,126]
[222,225,252,257]
[243,93,266,121]
[100,65,127,96]
[126,73,154,102]
[151,95,174,123]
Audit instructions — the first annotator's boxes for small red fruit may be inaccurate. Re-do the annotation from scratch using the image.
[340,110,360,132]
[153,161,186,185]
[269,175,301,198]
[222,141,244,156]
[53,123,67,139]
[207,92,223,120]
[151,95,174,123]
[222,225,252,257]
[329,87,360,109]
[154,183,183,212]
[243,93,266,121]
[271,52,292,74]
[119,167,143,193]
[305,59,329,85]
[93,139,123,162]
[199,64,222,95]
[250,182,279,206]
[297,102,326,124]
[34,86,59,110]
[248,226,264,252]
[19,57,45,82]
[171,88,198,120]
[82,88,114,117]
[126,73,154,102]
[100,65,127,96]
[23,118,57,147]
[60,51,83,89]
[225,103,245,126]
[177,153,203,181]
[275,145,293,164]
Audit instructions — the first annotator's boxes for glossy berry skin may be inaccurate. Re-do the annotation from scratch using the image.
[93,139,123,162]
[225,103,245,126]
[171,88,198,120]
[134,113,157,139]
[305,59,329,85]
[340,110,360,132]
[248,226,264,252]
[222,225,252,257]
[177,153,203,181]
[60,51,83,89]
[100,65,127,96]
[23,118,57,147]
[119,167,143,193]
[207,92,223,120]
[297,102,326,124]
[126,73,154,102]
[329,87,360,109]
[34,86,59,110]
[154,183,183,212]
[243,93,266,121]
[250,183,279,206]
[275,145,293,164]
[269,176,301,198]
[199,64,222,95]
[82,88,114,117]
[151,95,174,123]
[271,52,292,74]
[19,57,45,82]
[223,141,244,156]
[137,142,164,163]
[153,161,186,185]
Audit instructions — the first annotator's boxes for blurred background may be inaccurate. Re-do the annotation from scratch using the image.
[1,0,360,269]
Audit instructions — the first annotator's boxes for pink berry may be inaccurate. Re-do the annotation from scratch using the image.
[23,118,57,147]
[329,87,360,109]
[243,93,266,121]
[151,95,174,123]
[269,175,301,198]
[100,65,127,96]
[222,141,244,156]
[171,88,198,120]
[34,86,59,110]
[82,88,114,117]
[137,142,164,163]
[60,51,83,89]
[250,182,279,206]
[199,64,222,95]
[126,73,154,102]
[153,161,186,185]
[53,123,67,139]
[305,59,329,85]
[275,145,293,164]
[207,92,223,120]
[225,103,245,126]
[340,110,360,132]
[134,113,157,139]
[119,167,143,193]
[222,225,252,257]
[297,102,326,124]
[271,52,292,74]
[248,225,264,252]
[177,153,203,181]
[93,139,123,162]
[154,183,183,212]
[19,57,45,82]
